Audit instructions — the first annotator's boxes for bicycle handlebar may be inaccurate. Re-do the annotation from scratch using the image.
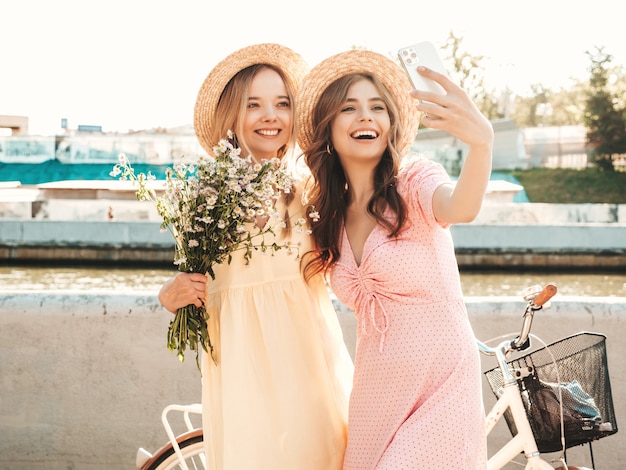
[509,282,558,351]
[477,283,558,387]
[532,283,557,307]
[477,283,558,357]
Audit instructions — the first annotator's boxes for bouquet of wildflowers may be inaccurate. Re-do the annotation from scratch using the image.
[111,131,301,368]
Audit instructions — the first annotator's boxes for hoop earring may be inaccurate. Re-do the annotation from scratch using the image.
[326,143,333,155]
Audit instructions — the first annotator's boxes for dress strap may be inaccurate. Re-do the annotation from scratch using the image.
[360,293,389,353]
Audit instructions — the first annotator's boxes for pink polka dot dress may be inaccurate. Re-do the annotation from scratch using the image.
[330,158,487,469]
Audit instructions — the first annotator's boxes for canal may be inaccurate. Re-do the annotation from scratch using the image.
[1,265,625,297]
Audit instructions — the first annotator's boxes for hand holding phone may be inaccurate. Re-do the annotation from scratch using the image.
[397,41,447,95]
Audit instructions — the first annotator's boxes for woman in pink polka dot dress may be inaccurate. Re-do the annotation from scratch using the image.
[297,49,494,468]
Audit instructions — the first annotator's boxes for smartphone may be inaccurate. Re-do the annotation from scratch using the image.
[397,41,447,95]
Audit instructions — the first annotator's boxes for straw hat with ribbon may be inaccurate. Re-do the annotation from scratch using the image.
[194,43,309,154]
[296,49,420,157]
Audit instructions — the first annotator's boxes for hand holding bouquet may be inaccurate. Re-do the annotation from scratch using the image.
[111,132,303,368]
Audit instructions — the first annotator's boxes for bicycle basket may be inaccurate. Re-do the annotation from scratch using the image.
[484,331,618,453]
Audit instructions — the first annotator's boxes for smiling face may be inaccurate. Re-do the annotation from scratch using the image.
[330,77,390,166]
[239,67,293,161]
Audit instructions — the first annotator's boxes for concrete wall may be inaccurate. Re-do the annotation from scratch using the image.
[2,187,626,268]
[2,218,626,270]
[0,292,624,469]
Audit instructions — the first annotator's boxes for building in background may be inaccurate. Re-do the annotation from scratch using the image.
[413,118,591,172]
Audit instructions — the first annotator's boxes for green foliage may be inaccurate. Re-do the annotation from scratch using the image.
[435,31,626,134]
[510,83,586,127]
[432,32,626,173]
[509,167,626,203]
[441,31,501,120]
[583,47,626,171]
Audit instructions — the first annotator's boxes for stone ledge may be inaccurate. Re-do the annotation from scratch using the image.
[1,220,626,269]
[2,245,625,270]
[455,250,626,270]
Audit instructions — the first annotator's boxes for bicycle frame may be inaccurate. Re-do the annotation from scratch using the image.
[162,403,204,469]
[479,339,555,469]
[136,403,204,470]
[478,284,560,470]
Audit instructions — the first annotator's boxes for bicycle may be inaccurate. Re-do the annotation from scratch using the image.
[135,403,205,470]
[478,283,618,469]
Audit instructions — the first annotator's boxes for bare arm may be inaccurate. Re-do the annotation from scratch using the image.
[158,272,207,313]
[410,66,494,224]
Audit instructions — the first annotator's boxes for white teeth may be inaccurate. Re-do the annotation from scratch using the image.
[258,129,279,136]
[351,130,377,138]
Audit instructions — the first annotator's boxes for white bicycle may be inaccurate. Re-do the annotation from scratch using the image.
[479,283,618,469]
[135,403,204,470]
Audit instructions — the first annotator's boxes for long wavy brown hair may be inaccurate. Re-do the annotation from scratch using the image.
[212,64,298,233]
[302,73,408,281]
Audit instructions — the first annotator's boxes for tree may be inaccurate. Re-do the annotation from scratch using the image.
[547,84,587,125]
[440,31,501,120]
[509,82,586,128]
[583,46,626,171]
[510,84,550,127]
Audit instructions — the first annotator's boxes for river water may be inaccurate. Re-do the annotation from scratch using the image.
[1,265,625,297]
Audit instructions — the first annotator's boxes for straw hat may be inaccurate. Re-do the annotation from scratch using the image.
[296,49,420,156]
[194,43,309,154]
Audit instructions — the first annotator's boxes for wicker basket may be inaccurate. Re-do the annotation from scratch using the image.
[484,332,618,453]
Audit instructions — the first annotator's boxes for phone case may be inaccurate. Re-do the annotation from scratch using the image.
[397,41,447,94]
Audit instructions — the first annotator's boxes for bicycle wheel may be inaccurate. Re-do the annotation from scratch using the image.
[143,432,205,470]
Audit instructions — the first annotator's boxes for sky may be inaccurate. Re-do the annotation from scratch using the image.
[2,0,625,136]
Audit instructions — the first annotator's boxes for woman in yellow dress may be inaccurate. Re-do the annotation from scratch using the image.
[157,43,354,470]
